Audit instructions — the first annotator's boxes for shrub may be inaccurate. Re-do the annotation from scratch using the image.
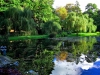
[49,32,57,38]
[60,32,67,37]
[96,32,100,36]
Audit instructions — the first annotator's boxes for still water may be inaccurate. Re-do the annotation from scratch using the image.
[0,36,100,75]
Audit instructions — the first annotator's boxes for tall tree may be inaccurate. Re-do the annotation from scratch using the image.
[65,12,97,33]
[74,1,81,13]
[43,21,61,34]
[84,3,98,17]
[65,1,81,14]
[65,12,76,32]
[65,3,75,13]
[93,10,100,31]
[30,0,55,34]
[84,3,98,31]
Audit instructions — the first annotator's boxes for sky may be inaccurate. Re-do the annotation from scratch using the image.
[53,0,100,12]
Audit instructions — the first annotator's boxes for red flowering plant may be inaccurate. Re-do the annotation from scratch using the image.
[0,63,22,75]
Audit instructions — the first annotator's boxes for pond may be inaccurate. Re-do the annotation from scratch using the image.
[0,36,100,75]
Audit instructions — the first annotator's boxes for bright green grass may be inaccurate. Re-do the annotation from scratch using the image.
[8,35,48,41]
[67,33,99,37]
[1,32,100,41]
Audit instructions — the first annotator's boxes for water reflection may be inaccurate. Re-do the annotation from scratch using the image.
[51,52,100,75]
[0,36,100,74]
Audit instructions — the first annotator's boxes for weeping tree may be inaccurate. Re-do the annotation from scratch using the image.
[87,18,97,32]
[74,14,88,33]
[0,18,12,36]
[64,12,97,33]
[5,7,22,34]
[84,14,97,33]
[74,16,83,33]
[65,12,76,32]
[21,8,37,35]
[1,7,37,36]
[42,21,61,34]
[0,0,57,35]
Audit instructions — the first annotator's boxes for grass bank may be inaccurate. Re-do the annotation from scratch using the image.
[8,35,48,41]
[68,33,99,37]
[1,32,100,41]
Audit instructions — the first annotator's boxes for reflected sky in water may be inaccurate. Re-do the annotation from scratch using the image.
[51,54,100,75]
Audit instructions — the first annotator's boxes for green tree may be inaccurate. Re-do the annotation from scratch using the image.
[74,1,82,13]
[65,12,76,32]
[85,3,98,17]
[30,0,55,34]
[2,7,37,36]
[93,10,100,31]
[65,3,75,13]
[65,12,97,33]
[65,1,81,14]
[43,21,61,34]
[74,14,88,33]
[20,8,37,35]
[84,3,98,31]
[0,0,22,11]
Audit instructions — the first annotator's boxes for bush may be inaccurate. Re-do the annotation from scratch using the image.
[96,32,100,36]
[49,32,57,38]
[59,32,67,37]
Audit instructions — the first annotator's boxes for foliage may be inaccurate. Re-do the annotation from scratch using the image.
[65,12,76,32]
[65,1,81,14]
[32,0,54,23]
[2,7,37,36]
[49,32,57,38]
[92,10,100,31]
[42,21,61,34]
[96,32,100,36]
[0,0,58,36]
[55,7,68,20]
[0,0,100,36]
[84,3,98,17]
[0,0,21,11]
[84,3,99,31]
[59,32,68,37]
[65,12,97,33]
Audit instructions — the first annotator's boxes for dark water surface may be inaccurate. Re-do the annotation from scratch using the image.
[0,36,100,75]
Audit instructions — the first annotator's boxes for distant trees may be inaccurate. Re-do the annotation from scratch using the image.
[0,0,100,36]
[84,3,98,17]
[84,3,100,31]
[65,12,97,33]
[60,2,98,33]
[65,1,81,14]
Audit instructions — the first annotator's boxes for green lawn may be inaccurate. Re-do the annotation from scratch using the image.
[67,32,99,37]
[8,35,48,41]
[1,32,100,41]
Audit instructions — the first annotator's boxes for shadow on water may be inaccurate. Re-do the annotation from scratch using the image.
[0,36,100,74]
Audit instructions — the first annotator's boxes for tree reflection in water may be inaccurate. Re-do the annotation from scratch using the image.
[1,36,100,74]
